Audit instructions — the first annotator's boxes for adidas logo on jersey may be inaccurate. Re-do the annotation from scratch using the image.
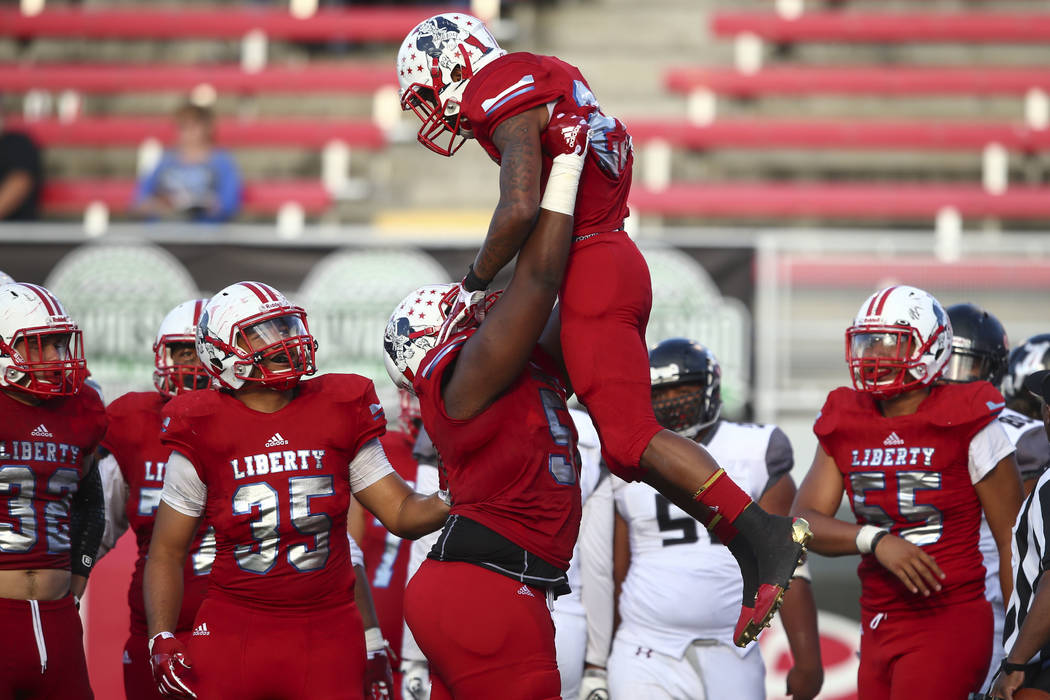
[264,433,289,447]
[30,424,53,438]
[122,649,132,664]
[516,585,535,598]
[192,622,210,637]
[883,432,904,446]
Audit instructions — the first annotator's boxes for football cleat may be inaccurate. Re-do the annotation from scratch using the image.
[735,517,812,647]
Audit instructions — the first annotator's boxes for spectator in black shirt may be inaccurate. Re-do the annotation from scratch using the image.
[0,130,43,221]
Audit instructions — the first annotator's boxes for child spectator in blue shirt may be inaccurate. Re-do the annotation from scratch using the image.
[133,103,241,223]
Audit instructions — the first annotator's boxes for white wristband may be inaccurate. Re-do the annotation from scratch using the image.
[365,626,386,653]
[856,524,886,554]
[539,153,586,216]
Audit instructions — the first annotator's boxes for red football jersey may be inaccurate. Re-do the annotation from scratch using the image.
[815,382,1003,613]
[160,374,386,612]
[413,332,581,571]
[0,388,107,570]
[461,52,633,239]
[360,430,418,657]
[102,391,215,635]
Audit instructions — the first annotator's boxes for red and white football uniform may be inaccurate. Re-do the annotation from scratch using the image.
[0,387,106,700]
[814,381,1014,700]
[459,53,660,482]
[359,429,418,691]
[158,373,388,700]
[99,391,215,699]
[405,330,581,699]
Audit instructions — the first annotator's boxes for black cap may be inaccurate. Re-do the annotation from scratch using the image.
[1023,369,1050,405]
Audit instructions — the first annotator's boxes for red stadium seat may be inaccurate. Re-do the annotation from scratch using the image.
[664,66,1050,97]
[1,6,461,41]
[42,180,332,215]
[6,117,387,149]
[0,63,394,95]
[711,11,1050,43]
[630,183,1050,220]
[627,119,1050,152]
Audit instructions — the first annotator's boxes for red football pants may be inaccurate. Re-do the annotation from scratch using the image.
[560,231,663,482]
[404,560,561,700]
[185,596,366,699]
[123,631,193,699]
[0,595,93,699]
[858,597,992,700]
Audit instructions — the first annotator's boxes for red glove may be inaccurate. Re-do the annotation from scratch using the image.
[435,272,494,346]
[364,646,394,700]
[541,110,590,159]
[149,632,196,698]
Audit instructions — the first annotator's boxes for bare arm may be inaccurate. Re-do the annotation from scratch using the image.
[761,475,822,700]
[790,445,860,555]
[976,455,1024,606]
[354,472,448,540]
[353,563,381,630]
[470,106,549,284]
[0,171,34,219]
[144,503,201,636]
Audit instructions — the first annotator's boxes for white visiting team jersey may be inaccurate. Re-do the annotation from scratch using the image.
[557,408,606,616]
[979,407,1047,606]
[613,421,792,659]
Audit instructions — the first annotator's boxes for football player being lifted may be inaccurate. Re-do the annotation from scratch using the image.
[0,282,107,699]
[144,281,449,700]
[609,339,822,700]
[792,285,1023,700]
[398,11,808,646]
[95,299,216,700]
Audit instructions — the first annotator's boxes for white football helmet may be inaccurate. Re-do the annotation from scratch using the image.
[846,285,953,398]
[0,270,14,286]
[195,281,316,392]
[0,282,87,398]
[153,298,211,399]
[397,13,506,156]
[383,284,457,393]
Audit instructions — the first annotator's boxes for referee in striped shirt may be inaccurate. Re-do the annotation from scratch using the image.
[993,370,1050,699]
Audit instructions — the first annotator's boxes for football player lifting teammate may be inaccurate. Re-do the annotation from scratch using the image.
[96,299,216,699]
[143,281,449,699]
[397,11,809,647]
[792,285,1024,700]
[383,111,594,698]
[0,282,106,699]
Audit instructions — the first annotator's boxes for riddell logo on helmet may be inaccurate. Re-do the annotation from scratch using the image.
[261,301,284,311]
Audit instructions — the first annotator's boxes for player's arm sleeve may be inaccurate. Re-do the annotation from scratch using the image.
[349,438,396,494]
[762,426,795,495]
[1016,427,1050,482]
[347,532,364,568]
[96,452,130,559]
[69,453,105,578]
[580,473,615,668]
[160,450,208,517]
[401,461,442,663]
[969,420,1017,485]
